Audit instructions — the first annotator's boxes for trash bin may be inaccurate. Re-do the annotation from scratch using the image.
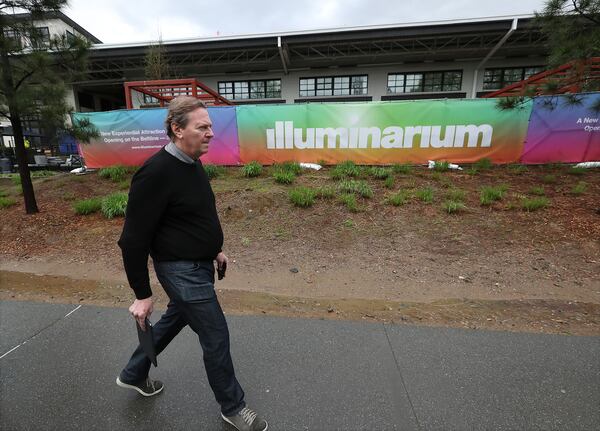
[0,158,11,173]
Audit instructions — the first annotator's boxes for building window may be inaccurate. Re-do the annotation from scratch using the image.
[299,75,368,97]
[387,71,463,94]
[483,66,544,90]
[3,29,21,48]
[66,30,77,43]
[218,79,281,100]
[31,27,50,48]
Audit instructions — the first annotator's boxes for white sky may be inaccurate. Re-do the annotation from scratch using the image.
[64,0,549,44]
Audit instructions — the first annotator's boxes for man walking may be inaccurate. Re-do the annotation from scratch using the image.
[116,96,268,431]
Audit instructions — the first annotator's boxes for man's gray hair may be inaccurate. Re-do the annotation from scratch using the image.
[165,96,207,140]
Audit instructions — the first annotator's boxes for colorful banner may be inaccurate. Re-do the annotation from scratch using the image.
[236,99,532,165]
[521,93,600,164]
[73,107,240,168]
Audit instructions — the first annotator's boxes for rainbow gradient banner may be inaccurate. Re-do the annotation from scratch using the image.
[522,93,600,164]
[236,99,532,165]
[73,107,240,168]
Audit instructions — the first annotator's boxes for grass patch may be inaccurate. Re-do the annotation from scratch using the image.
[445,188,466,201]
[11,175,21,186]
[529,186,545,196]
[338,180,373,198]
[542,162,563,170]
[73,197,103,215]
[415,186,434,203]
[432,160,450,172]
[118,180,130,190]
[342,219,355,228]
[442,200,466,214]
[288,187,316,207]
[204,164,226,180]
[567,166,587,176]
[387,190,410,206]
[465,167,478,176]
[330,161,360,179]
[384,176,395,189]
[392,163,413,175]
[473,158,493,170]
[521,197,550,211]
[242,161,262,178]
[62,191,76,201]
[338,193,359,212]
[369,167,392,180]
[0,196,16,208]
[541,174,557,184]
[31,170,57,178]
[0,189,8,197]
[480,185,508,205]
[508,164,528,174]
[571,181,587,195]
[273,170,296,184]
[276,161,302,175]
[315,185,336,199]
[98,165,129,182]
[101,192,128,218]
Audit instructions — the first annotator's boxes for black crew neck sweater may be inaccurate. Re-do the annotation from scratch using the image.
[118,147,223,299]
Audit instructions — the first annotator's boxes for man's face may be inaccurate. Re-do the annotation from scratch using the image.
[174,108,214,159]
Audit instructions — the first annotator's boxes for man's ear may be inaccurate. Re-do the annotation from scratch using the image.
[171,122,180,137]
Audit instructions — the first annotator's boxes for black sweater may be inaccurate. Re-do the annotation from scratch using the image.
[118,148,223,299]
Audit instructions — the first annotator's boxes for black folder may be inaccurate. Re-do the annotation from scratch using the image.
[136,318,157,367]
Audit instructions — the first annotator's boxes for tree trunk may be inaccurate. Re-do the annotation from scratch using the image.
[1,44,39,214]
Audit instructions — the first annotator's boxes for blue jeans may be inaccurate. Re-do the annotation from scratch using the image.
[119,260,246,416]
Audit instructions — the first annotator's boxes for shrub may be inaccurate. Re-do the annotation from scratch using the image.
[279,161,302,175]
[0,196,16,208]
[392,163,413,175]
[480,185,508,205]
[567,166,586,176]
[338,179,373,198]
[242,161,262,177]
[288,187,316,207]
[387,190,410,206]
[446,188,466,201]
[369,167,392,179]
[415,186,434,203]
[98,165,128,182]
[101,192,128,218]
[204,164,225,179]
[529,186,545,196]
[433,160,450,172]
[384,176,395,189]
[73,197,102,215]
[315,185,336,199]
[330,160,360,179]
[571,181,587,195]
[338,193,359,212]
[521,197,550,211]
[473,158,493,170]
[442,200,466,214]
[273,170,295,184]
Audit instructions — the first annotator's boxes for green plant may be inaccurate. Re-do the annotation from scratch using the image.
[0,196,16,208]
[288,187,316,207]
[338,193,359,212]
[480,185,508,205]
[241,237,251,246]
[273,170,296,184]
[62,191,76,201]
[571,181,588,195]
[529,186,546,196]
[542,162,562,170]
[567,166,586,176]
[31,170,57,178]
[446,188,466,201]
[315,185,336,199]
[242,161,262,177]
[342,219,355,228]
[442,200,466,214]
[541,174,557,184]
[118,180,130,190]
[415,186,434,203]
[465,167,479,176]
[204,164,225,179]
[473,158,493,170]
[278,161,302,175]
[387,190,410,206]
[73,197,103,215]
[369,167,391,179]
[0,189,8,197]
[384,176,395,189]
[11,175,21,186]
[330,160,360,179]
[433,160,450,172]
[101,192,128,218]
[431,171,443,182]
[392,163,413,175]
[98,165,128,182]
[338,180,373,198]
[508,164,528,174]
[521,197,550,212]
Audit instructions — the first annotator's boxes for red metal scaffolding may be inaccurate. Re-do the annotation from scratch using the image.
[124,78,232,109]
[482,57,600,98]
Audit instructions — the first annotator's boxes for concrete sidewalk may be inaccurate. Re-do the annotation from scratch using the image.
[1,300,598,430]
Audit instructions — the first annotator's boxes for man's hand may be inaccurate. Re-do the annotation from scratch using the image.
[216,252,228,280]
[129,297,154,331]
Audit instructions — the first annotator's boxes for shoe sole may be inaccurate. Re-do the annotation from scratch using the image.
[116,377,163,397]
[221,413,268,431]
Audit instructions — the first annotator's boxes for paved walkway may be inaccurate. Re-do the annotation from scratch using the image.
[1,300,598,430]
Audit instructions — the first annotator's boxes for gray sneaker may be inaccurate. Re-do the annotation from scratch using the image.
[116,376,164,397]
[222,407,268,431]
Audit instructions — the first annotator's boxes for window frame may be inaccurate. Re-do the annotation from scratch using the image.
[483,66,544,90]
[299,75,369,97]
[387,70,463,94]
[218,78,281,100]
